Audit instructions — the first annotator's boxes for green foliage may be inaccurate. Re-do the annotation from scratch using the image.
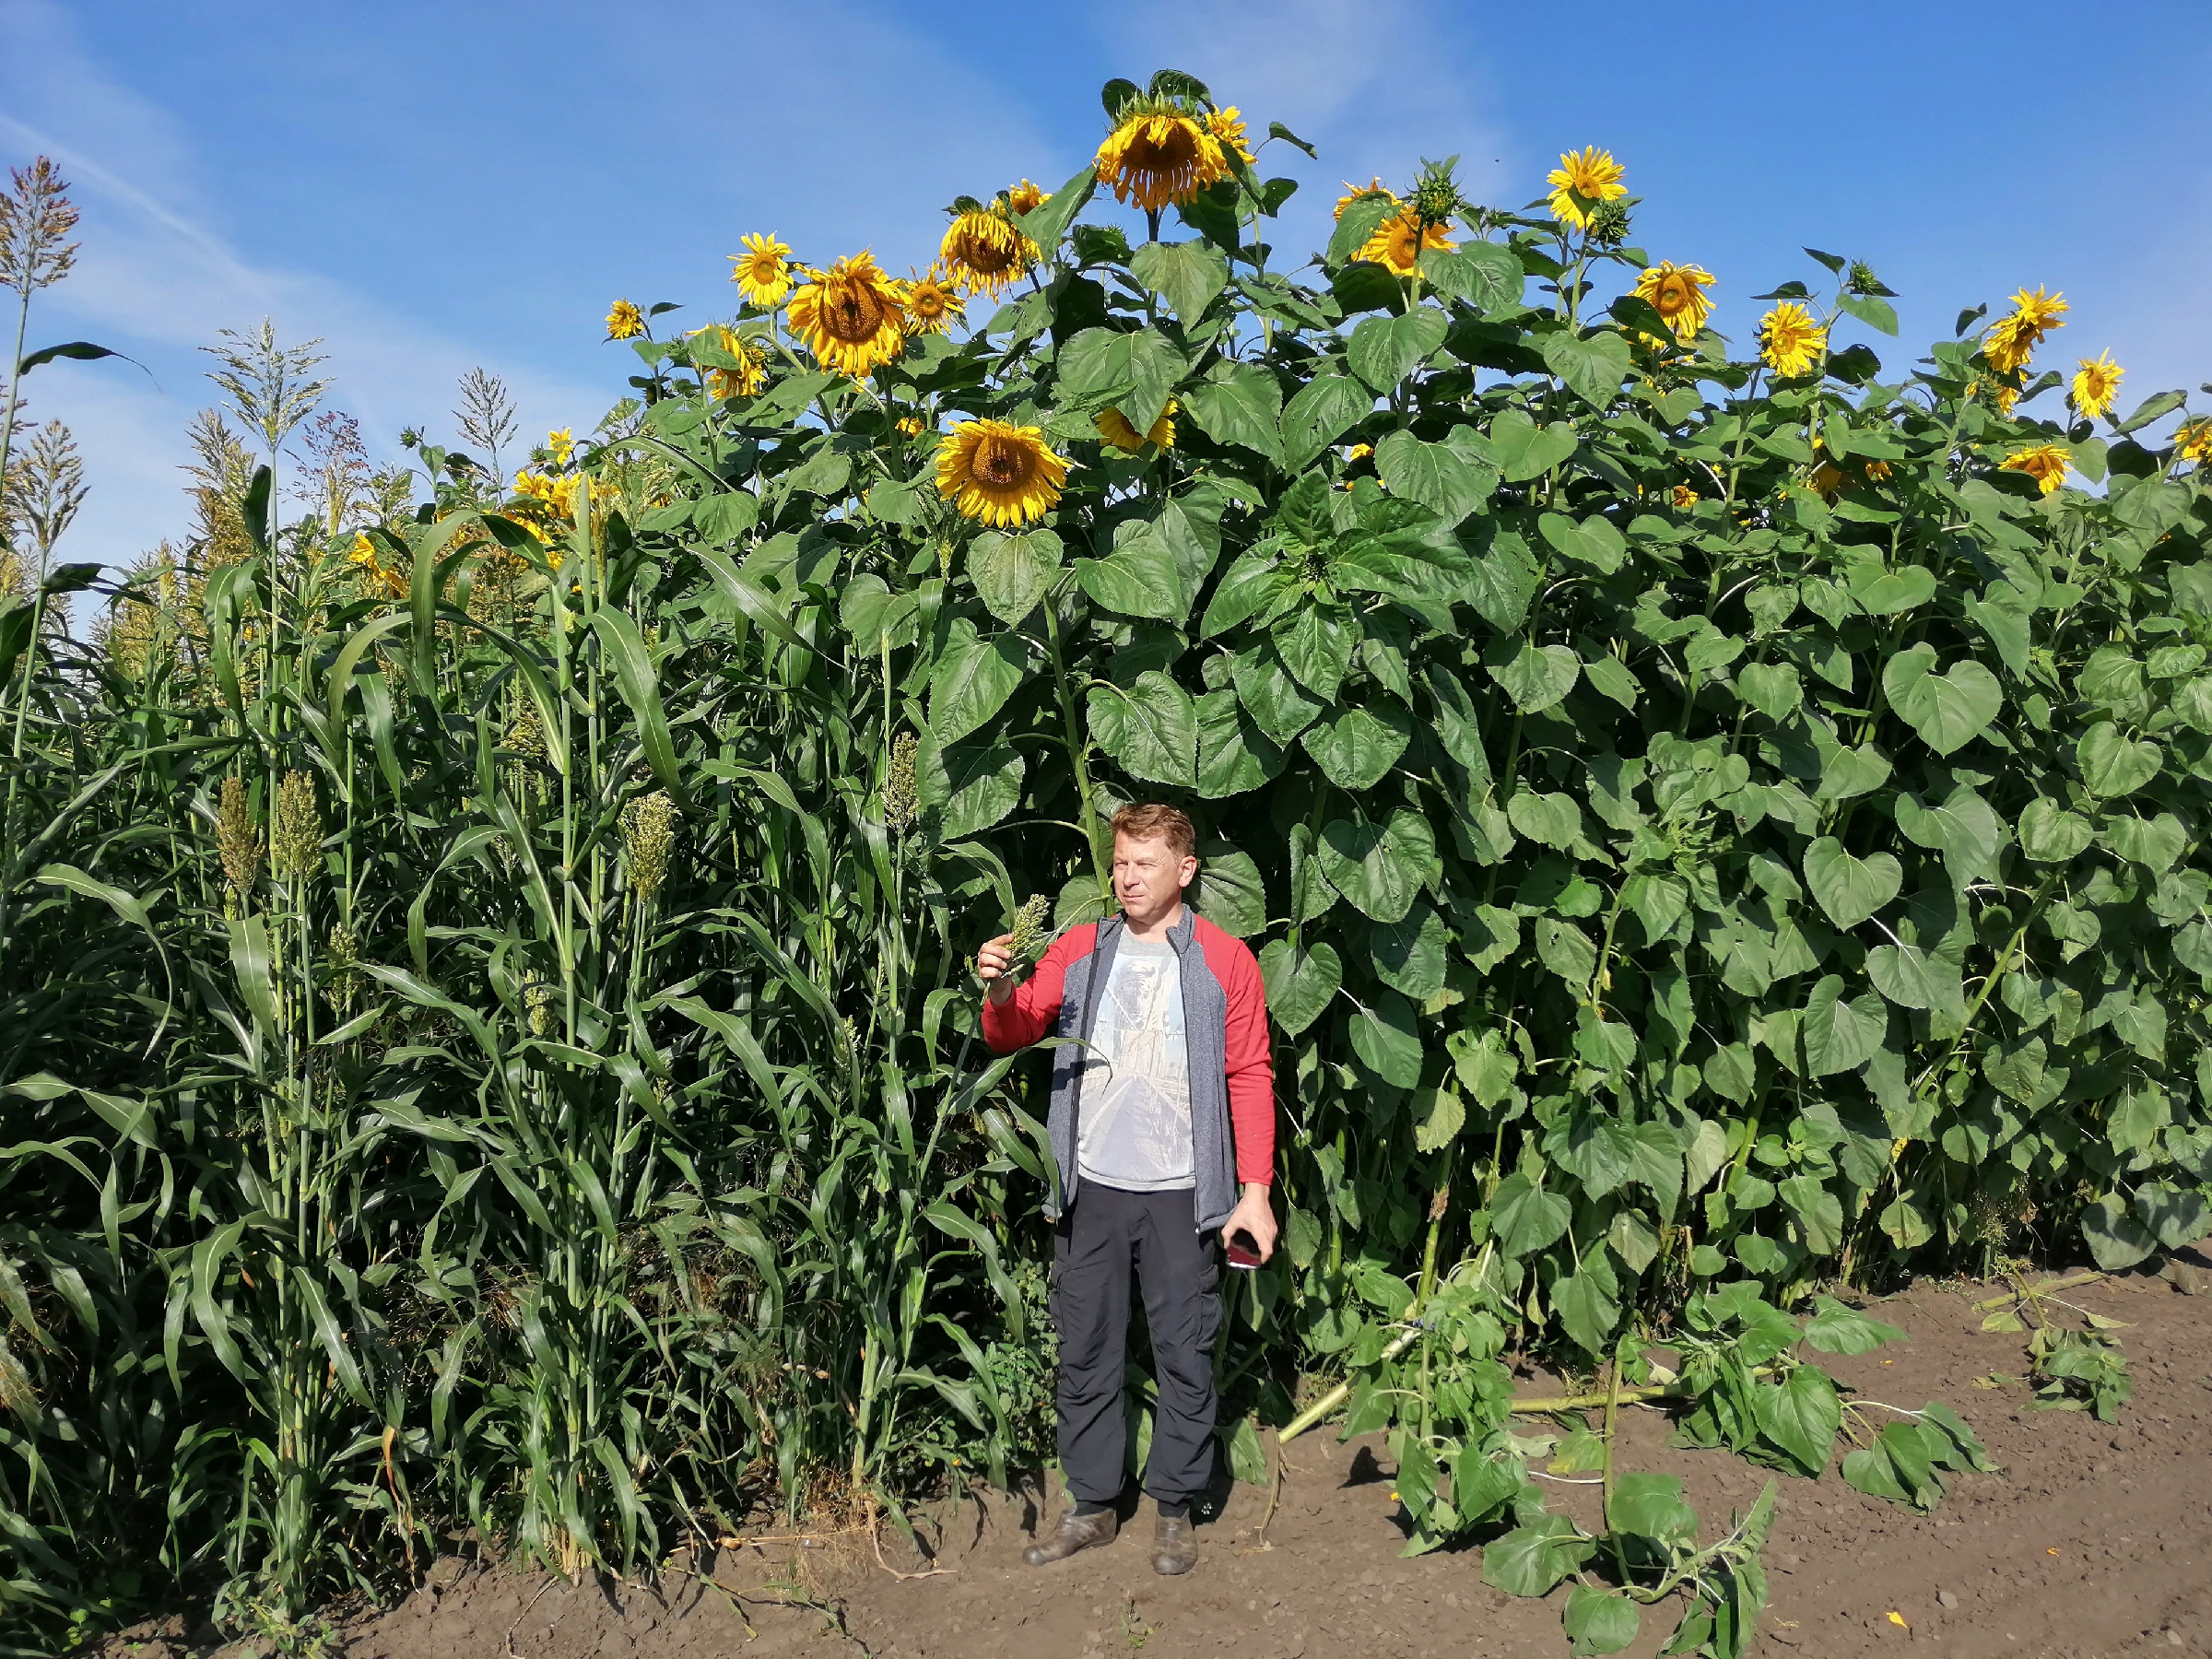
[5,72,2212,1656]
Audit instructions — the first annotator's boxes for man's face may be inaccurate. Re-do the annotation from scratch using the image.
[1112,831,1196,924]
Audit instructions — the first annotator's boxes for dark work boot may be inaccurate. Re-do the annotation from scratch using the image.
[1151,1511,1196,1575]
[1022,1505,1118,1566]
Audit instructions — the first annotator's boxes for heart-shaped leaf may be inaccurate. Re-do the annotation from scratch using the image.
[2077,722,2163,797]
[1802,837,1902,929]
[1882,644,2004,754]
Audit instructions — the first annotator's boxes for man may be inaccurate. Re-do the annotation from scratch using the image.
[977,803,1277,1577]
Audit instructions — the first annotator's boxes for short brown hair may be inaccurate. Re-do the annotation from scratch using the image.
[1111,802,1196,859]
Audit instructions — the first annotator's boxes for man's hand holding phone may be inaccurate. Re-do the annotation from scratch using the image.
[1220,1182,1277,1269]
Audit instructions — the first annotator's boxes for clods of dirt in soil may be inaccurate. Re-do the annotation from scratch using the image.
[93,1268,2212,1659]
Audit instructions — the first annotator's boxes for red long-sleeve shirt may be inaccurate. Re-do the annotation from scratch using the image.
[982,913,1277,1187]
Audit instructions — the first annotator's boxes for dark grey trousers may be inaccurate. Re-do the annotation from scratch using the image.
[1052,1182,1223,1507]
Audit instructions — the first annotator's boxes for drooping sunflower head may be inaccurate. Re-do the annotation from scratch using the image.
[1096,101,1230,213]
[941,206,1038,299]
[1671,484,1700,509]
[1208,106,1255,163]
[2070,349,2124,419]
[1094,398,1178,454]
[935,419,1069,526]
[2177,416,2212,465]
[903,265,967,335]
[606,298,645,340]
[730,232,794,310]
[1546,146,1628,230]
[692,324,768,399]
[1758,301,1828,378]
[787,251,910,379]
[1983,286,2067,375]
[2000,442,2070,495]
[1634,262,1716,345]
[1007,179,1050,217]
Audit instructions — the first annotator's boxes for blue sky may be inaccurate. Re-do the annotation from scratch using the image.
[7,0,2212,572]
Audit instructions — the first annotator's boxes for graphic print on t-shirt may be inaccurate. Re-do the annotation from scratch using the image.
[1076,937,1194,1191]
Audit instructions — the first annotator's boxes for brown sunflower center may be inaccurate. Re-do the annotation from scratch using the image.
[957,223,1018,276]
[912,286,947,318]
[1656,276,1692,313]
[1130,124,1198,173]
[975,436,1031,488]
[824,280,888,342]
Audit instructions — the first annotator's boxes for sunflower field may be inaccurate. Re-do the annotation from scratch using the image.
[7,66,2212,1656]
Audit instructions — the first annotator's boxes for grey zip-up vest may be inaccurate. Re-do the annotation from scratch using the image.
[1041,908,1241,1235]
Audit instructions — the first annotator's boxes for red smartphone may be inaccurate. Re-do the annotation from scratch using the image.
[1226,1230,1263,1270]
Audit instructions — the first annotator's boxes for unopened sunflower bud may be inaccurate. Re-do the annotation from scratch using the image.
[270,771,322,882]
[217,776,261,897]
[620,790,677,904]
[1584,198,1630,248]
[1847,260,1885,297]
[883,732,919,830]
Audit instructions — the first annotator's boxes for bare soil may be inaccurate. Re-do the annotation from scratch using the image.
[99,1264,2212,1659]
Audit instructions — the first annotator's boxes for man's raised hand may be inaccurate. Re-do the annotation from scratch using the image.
[976,933,1020,1004]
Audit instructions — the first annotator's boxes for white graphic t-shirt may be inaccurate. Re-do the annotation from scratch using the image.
[1076,935,1194,1192]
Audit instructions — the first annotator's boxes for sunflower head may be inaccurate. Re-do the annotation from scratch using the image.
[935,419,1069,526]
[2177,416,2212,465]
[692,324,767,399]
[1208,106,1255,163]
[903,265,968,335]
[2000,442,2070,495]
[546,429,575,465]
[941,206,1038,299]
[606,299,645,340]
[1335,178,1395,222]
[2070,350,2124,420]
[1361,209,1453,276]
[731,233,794,310]
[1633,261,1716,345]
[787,251,909,379]
[897,414,927,438]
[1007,179,1050,217]
[1983,286,2067,375]
[1758,301,1828,378]
[1094,398,1178,453]
[1671,483,1700,509]
[1096,100,1230,213]
[1546,146,1628,230]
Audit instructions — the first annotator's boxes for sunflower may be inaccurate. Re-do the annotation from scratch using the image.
[1546,147,1628,230]
[896,414,927,438]
[2071,350,2124,419]
[606,299,645,340]
[1363,207,1455,275]
[2177,417,2212,465]
[935,419,1068,526]
[1633,262,1716,345]
[730,233,794,310]
[787,252,909,379]
[2000,442,2070,495]
[1007,179,1050,216]
[1096,107,1230,213]
[348,532,408,600]
[1983,286,2067,375]
[547,429,575,465]
[1758,301,1828,377]
[1335,178,1392,219]
[1346,442,1374,462]
[904,265,966,335]
[691,324,767,399]
[1671,483,1699,508]
[1095,398,1177,453]
[1209,106,1255,163]
[941,207,1037,298]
